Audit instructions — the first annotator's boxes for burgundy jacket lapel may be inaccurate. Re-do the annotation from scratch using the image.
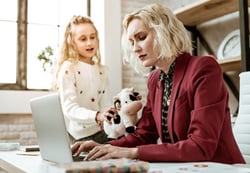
[167,53,190,142]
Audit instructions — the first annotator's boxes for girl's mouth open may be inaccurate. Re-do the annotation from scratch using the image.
[86,48,94,52]
[139,54,146,61]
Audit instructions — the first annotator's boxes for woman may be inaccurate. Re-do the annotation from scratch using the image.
[71,4,245,164]
[53,15,115,144]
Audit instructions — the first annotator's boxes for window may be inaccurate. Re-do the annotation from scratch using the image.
[0,0,18,85]
[0,0,89,90]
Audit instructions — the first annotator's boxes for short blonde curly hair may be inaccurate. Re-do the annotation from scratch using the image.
[121,3,192,73]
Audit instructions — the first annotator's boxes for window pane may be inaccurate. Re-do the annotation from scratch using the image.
[27,25,59,89]
[0,0,17,21]
[0,21,17,84]
[27,0,87,90]
[0,0,17,84]
[59,0,88,26]
[28,0,59,25]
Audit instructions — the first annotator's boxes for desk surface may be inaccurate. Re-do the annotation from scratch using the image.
[1,150,250,173]
[0,151,52,173]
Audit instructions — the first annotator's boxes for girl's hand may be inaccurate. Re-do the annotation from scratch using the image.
[85,144,138,160]
[99,107,118,124]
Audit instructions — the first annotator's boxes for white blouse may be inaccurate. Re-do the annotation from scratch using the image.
[57,60,111,140]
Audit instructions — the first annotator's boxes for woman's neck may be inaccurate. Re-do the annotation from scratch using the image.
[157,57,176,74]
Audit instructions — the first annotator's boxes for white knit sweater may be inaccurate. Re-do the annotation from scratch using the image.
[57,60,111,140]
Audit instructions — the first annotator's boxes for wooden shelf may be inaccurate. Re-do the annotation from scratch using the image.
[174,0,246,73]
[217,56,241,72]
[174,0,250,26]
[173,0,249,106]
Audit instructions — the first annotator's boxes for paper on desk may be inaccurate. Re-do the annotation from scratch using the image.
[0,142,20,151]
[16,151,40,156]
[149,162,250,173]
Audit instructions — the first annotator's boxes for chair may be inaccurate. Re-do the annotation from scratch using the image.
[233,71,250,164]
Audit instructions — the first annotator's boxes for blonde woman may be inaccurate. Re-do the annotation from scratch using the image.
[71,4,245,164]
[54,15,114,144]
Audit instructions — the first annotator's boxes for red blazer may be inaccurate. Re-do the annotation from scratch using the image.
[109,53,245,164]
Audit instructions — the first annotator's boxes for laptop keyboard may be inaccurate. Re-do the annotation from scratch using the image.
[72,152,88,161]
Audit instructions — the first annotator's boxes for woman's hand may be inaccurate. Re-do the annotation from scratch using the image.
[71,140,100,156]
[85,144,138,161]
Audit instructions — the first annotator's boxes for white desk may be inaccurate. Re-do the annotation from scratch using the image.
[0,151,53,173]
[1,150,250,173]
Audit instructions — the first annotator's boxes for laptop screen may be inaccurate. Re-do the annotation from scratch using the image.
[30,93,74,163]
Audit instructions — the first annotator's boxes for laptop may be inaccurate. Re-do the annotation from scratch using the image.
[30,93,150,172]
[30,93,85,163]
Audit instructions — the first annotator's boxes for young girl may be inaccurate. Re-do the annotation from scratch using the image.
[53,15,113,144]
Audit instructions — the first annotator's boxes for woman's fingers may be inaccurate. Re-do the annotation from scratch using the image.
[85,144,112,160]
[71,141,82,155]
[86,145,138,161]
[71,140,99,156]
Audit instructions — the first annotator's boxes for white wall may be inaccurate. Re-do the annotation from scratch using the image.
[0,90,51,113]
[91,0,122,98]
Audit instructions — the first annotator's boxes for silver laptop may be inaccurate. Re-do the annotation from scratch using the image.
[30,93,85,163]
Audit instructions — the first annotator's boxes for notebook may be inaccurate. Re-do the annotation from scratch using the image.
[30,93,85,163]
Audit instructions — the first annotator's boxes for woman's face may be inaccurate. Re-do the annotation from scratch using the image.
[127,18,160,67]
[73,23,98,63]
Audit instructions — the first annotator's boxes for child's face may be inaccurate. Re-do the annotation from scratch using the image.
[73,23,98,62]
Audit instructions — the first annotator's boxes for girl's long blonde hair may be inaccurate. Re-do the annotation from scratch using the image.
[121,3,193,73]
[52,15,101,90]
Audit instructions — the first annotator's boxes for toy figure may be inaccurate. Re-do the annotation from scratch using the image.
[104,88,143,140]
